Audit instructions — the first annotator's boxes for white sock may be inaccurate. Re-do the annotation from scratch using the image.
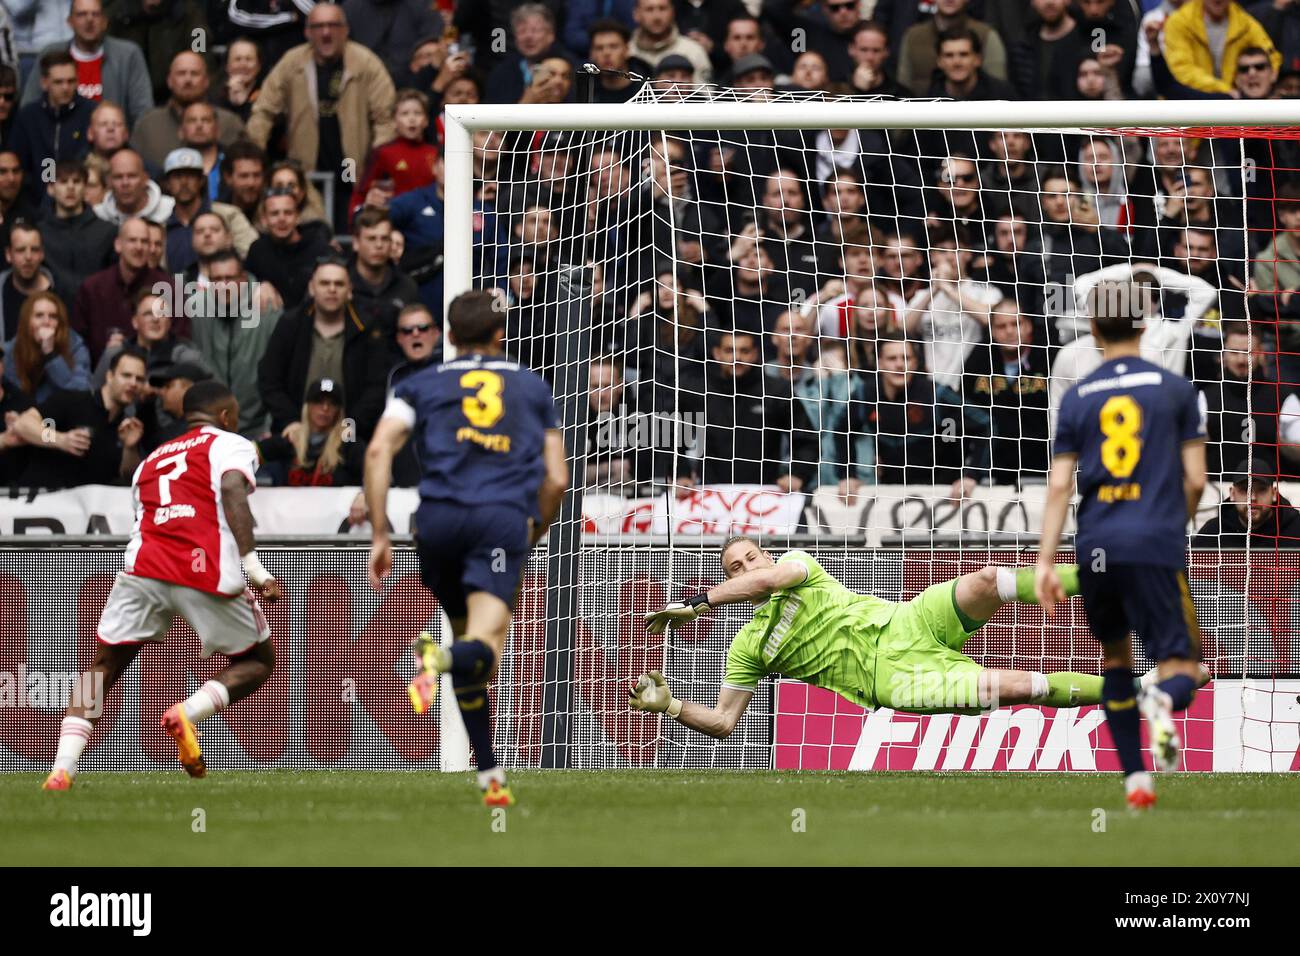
[53,716,94,776]
[477,766,506,790]
[995,567,1019,602]
[182,680,230,724]
[1126,770,1154,793]
[1029,672,1050,701]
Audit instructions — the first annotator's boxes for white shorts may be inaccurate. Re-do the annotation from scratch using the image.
[97,572,270,659]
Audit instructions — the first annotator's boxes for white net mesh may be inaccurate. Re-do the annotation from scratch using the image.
[467,86,1300,772]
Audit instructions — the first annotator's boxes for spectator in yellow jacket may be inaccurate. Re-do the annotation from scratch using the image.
[1163,0,1281,93]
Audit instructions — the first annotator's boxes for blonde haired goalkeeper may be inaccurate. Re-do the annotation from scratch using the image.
[630,536,1105,737]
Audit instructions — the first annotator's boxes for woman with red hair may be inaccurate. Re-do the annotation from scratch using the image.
[2,292,91,402]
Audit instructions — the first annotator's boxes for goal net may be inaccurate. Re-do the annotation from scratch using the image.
[446,89,1300,773]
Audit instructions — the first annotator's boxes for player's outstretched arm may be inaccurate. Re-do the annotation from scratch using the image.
[644,559,808,634]
[531,429,569,546]
[629,671,753,739]
[220,471,281,602]
[1035,452,1078,614]
[363,414,411,589]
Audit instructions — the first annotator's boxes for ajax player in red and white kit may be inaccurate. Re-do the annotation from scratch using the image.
[44,382,282,790]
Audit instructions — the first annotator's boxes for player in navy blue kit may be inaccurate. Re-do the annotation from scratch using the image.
[364,290,569,807]
[1036,279,1209,810]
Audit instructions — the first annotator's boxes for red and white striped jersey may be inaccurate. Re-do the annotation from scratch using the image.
[123,425,259,596]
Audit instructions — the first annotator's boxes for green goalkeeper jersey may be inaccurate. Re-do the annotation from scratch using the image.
[722,550,897,707]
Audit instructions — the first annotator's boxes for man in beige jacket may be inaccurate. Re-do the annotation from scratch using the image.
[245,3,395,231]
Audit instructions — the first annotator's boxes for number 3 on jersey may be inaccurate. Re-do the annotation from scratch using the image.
[1099,395,1142,478]
[460,370,505,428]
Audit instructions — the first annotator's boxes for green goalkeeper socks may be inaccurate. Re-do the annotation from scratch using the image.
[1014,565,1079,604]
[1042,672,1103,708]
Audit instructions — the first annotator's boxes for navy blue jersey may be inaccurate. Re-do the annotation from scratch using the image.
[1054,357,1206,568]
[386,352,560,519]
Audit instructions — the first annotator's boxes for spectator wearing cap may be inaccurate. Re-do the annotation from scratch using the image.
[484,4,578,105]
[91,289,211,390]
[348,207,419,340]
[256,376,363,486]
[0,219,55,342]
[386,302,440,487]
[0,337,35,485]
[2,290,90,404]
[22,0,154,127]
[10,50,93,181]
[147,359,211,445]
[1193,456,1300,547]
[348,88,439,224]
[72,217,171,363]
[651,52,695,89]
[246,3,397,228]
[189,249,282,439]
[245,187,334,309]
[93,148,174,225]
[729,53,776,92]
[897,0,1009,96]
[257,257,390,441]
[160,147,211,273]
[40,159,116,303]
[130,51,245,173]
[629,0,712,83]
[587,18,650,104]
[342,0,443,72]
[12,342,153,489]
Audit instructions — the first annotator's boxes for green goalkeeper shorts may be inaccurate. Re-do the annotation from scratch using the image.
[873,581,985,714]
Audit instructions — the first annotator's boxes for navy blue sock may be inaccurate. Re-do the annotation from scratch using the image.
[448,639,494,681]
[1157,674,1197,711]
[451,641,497,772]
[1102,666,1145,776]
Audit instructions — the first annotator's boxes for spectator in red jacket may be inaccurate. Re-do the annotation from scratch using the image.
[349,88,439,223]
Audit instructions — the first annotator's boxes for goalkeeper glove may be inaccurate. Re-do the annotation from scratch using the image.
[628,670,683,718]
[644,593,711,635]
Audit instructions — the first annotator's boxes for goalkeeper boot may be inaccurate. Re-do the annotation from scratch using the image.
[161,703,207,778]
[482,779,516,808]
[1125,771,1157,811]
[42,769,72,791]
[1139,685,1181,773]
[408,632,450,715]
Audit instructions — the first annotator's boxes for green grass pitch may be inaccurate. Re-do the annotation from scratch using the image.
[3,771,1298,866]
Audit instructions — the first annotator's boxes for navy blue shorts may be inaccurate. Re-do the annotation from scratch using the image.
[414,501,530,619]
[1076,562,1202,663]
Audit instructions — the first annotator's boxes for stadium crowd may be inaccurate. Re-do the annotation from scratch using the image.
[0,0,1297,544]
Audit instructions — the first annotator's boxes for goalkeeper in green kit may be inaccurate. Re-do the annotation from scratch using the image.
[630,535,1104,736]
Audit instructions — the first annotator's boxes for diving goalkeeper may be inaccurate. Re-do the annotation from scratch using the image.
[630,535,1103,735]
